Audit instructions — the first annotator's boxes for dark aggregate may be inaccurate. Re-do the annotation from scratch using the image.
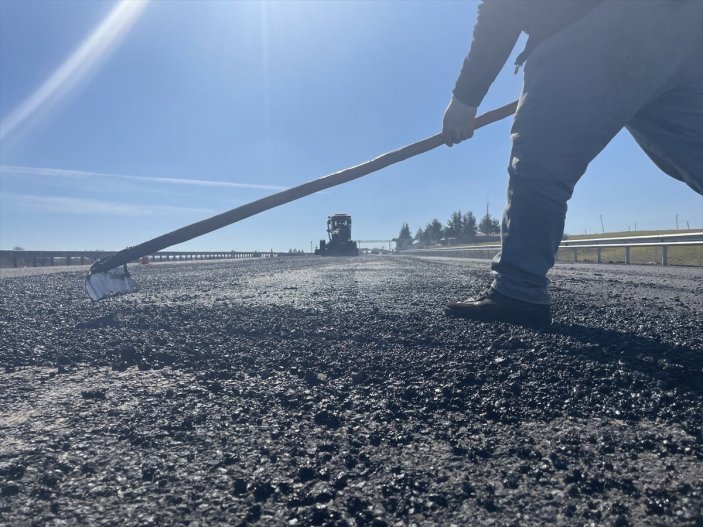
[0,256,701,526]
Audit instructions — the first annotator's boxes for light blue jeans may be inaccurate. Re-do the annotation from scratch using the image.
[492,0,703,305]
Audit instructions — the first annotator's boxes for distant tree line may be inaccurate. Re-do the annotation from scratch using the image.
[396,210,500,248]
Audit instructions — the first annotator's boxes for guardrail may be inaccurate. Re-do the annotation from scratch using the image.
[0,250,301,269]
[400,232,703,266]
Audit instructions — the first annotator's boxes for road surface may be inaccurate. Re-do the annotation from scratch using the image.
[1,256,701,526]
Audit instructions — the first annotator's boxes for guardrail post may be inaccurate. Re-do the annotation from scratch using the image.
[625,246,630,264]
[573,247,578,262]
[50,256,55,266]
[597,247,602,264]
[662,245,668,266]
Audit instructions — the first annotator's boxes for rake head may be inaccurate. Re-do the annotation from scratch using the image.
[85,263,138,301]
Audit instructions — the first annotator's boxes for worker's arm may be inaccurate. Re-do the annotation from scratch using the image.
[443,1,522,146]
[453,1,523,107]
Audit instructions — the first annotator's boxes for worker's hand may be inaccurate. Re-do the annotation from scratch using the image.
[442,96,477,147]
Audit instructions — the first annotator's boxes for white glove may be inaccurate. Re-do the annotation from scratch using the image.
[442,96,477,147]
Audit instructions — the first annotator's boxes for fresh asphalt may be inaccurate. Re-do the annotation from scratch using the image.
[0,256,701,526]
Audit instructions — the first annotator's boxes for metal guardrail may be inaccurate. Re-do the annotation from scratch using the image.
[0,250,300,269]
[400,232,703,266]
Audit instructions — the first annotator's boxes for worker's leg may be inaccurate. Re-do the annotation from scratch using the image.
[490,0,700,304]
[626,83,703,195]
[626,0,703,196]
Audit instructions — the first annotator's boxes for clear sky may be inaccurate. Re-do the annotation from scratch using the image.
[1,0,701,252]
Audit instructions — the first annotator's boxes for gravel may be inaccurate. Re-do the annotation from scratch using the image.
[0,256,701,526]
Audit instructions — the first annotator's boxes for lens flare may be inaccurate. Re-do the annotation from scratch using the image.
[0,0,149,142]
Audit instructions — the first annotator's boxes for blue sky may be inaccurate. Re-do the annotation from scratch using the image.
[1,0,701,252]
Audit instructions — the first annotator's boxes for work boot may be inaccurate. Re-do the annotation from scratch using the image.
[445,288,551,328]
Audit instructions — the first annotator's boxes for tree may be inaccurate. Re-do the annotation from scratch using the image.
[426,218,444,244]
[397,223,412,241]
[396,222,413,250]
[462,211,477,241]
[478,212,500,235]
[445,211,464,240]
[443,211,478,242]
[415,227,431,247]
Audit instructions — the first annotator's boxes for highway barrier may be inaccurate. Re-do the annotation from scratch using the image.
[401,232,703,267]
[0,250,301,269]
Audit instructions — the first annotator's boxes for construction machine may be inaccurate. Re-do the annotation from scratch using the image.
[315,214,359,256]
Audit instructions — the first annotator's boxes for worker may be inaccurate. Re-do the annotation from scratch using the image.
[442,0,703,327]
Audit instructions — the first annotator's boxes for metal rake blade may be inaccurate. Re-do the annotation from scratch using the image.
[85,264,138,301]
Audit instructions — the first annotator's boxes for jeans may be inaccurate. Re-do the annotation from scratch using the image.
[491,0,703,305]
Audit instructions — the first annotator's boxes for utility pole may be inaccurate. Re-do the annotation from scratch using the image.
[676,214,679,230]
[600,215,605,234]
[310,241,313,254]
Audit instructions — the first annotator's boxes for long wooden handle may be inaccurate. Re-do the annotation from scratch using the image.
[90,100,518,274]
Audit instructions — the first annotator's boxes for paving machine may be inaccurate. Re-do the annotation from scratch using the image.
[316,214,359,256]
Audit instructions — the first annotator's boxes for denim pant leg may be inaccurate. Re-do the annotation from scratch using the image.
[490,0,701,304]
[626,85,703,196]
[626,0,703,197]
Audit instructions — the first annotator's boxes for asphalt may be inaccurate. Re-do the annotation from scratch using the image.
[0,256,701,526]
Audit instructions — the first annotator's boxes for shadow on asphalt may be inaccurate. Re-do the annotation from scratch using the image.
[549,323,702,395]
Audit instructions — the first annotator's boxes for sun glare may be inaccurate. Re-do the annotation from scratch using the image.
[0,0,149,142]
